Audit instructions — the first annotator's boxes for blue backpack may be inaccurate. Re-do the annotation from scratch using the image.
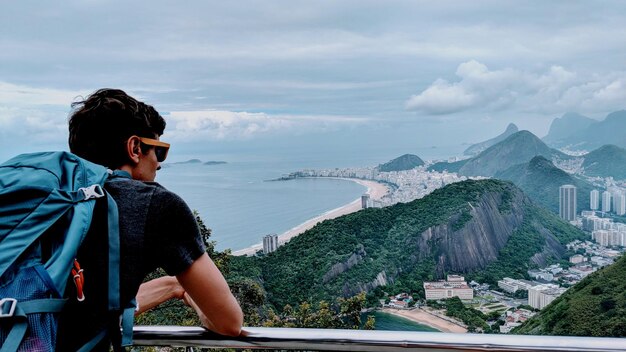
[0,152,133,352]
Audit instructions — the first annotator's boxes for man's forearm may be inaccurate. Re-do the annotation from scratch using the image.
[135,276,185,315]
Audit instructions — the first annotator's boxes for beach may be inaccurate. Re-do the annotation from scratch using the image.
[232,178,389,256]
[381,307,468,333]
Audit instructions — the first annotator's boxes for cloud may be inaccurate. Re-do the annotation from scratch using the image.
[0,81,84,106]
[0,82,84,155]
[406,60,626,116]
[164,110,368,141]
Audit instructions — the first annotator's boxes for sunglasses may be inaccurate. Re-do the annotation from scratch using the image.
[137,136,170,162]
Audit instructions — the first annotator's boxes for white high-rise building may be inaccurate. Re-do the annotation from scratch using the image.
[263,234,279,254]
[590,190,599,210]
[613,192,626,216]
[528,284,567,310]
[559,185,577,221]
[602,191,612,213]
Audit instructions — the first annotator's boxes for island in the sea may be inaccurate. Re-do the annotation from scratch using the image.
[204,161,227,165]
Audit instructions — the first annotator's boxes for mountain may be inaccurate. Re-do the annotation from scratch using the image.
[543,110,626,150]
[515,255,626,337]
[543,112,596,146]
[377,154,424,172]
[495,156,595,213]
[464,123,519,156]
[231,179,586,308]
[581,145,626,180]
[428,159,468,173]
[458,131,569,177]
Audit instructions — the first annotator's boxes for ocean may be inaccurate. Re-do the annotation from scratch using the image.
[365,312,439,332]
[157,159,366,251]
[156,145,465,251]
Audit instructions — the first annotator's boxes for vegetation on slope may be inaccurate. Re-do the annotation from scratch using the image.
[495,156,595,213]
[137,213,375,330]
[582,144,626,180]
[427,159,468,173]
[377,154,425,172]
[515,255,626,337]
[459,131,569,177]
[232,179,585,309]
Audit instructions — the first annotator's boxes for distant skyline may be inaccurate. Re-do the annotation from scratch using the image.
[2,1,626,163]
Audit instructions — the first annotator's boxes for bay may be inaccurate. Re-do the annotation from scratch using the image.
[364,312,439,332]
[155,144,466,252]
[156,160,366,251]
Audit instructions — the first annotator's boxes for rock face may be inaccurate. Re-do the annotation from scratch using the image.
[323,245,366,283]
[343,270,392,297]
[336,188,567,297]
[417,191,525,276]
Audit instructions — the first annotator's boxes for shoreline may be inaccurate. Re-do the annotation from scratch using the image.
[231,178,389,256]
[381,307,468,334]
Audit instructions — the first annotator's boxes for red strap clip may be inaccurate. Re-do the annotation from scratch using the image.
[71,259,85,302]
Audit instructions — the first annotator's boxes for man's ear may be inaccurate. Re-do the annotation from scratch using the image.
[126,136,141,164]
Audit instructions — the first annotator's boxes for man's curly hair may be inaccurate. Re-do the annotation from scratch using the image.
[68,89,166,168]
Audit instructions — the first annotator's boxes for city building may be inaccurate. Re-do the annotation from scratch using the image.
[424,276,474,300]
[559,185,577,221]
[361,194,371,209]
[527,269,554,282]
[590,190,599,210]
[263,234,279,254]
[569,254,586,264]
[613,192,626,216]
[497,278,534,293]
[447,274,465,282]
[602,191,612,213]
[528,284,567,310]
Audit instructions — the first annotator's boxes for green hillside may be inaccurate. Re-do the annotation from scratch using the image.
[582,145,626,180]
[495,156,595,213]
[377,154,425,172]
[427,158,468,173]
[515,255,626,337]
[231,179,586,309]
[458,131,569,177]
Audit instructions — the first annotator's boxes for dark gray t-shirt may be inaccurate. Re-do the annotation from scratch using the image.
[57,178,205,350]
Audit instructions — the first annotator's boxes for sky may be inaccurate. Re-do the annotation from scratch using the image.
[2,1,626,164]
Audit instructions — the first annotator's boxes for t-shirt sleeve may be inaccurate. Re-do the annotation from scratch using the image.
[147,187,206,276]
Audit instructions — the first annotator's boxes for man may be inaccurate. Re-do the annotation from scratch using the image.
[58,88,243,350]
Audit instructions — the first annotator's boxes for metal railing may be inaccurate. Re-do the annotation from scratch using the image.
[132,326,626,351]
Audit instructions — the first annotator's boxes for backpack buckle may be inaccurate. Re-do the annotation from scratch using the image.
[80,184,105,200]
[0,298,17,318]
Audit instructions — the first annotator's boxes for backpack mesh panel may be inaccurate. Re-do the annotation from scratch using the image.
[0,265,59,352]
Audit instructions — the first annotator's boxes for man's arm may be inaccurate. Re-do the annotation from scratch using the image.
[135,276,185,315]
[176,253,244,336]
